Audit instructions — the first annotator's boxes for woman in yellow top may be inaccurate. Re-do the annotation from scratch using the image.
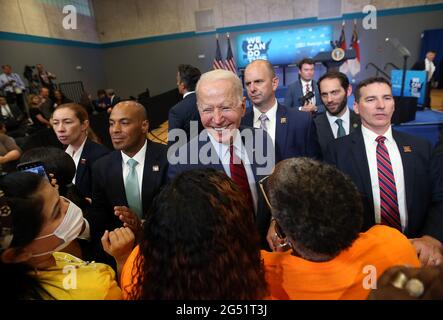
[0,172,121,300]
[102,169,268,300]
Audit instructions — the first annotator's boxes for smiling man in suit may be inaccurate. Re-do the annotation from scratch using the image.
[241,59,321,163]
[315,71,360,157]
[89,101,168,246]
[168,69,275,248]
[325,77,443,266]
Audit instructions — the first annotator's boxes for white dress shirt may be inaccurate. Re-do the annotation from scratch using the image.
[252,99,277,146]
[121,140,147,200]
[326,107,351,139]
[361,125,408,231]
[208,132,258,213]
[425,58,436,82]
[65,137,87,184]
[300,79,316,106]
[1,104,14,118]
[183,91,194,99]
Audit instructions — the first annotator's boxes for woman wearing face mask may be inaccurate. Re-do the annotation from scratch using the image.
[51,103,109,199]
[0,172,122,300]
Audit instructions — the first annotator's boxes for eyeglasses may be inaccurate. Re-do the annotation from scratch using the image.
[258,176,286,240]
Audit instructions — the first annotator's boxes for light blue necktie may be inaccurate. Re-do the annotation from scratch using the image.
[335,119,346,138]
[125,158,142,218]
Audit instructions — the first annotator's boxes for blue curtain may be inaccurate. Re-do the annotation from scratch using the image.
[420,28,443,88]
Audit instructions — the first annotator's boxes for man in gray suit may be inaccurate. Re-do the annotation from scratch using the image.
[315,71,360,157]
[284,58,324,114]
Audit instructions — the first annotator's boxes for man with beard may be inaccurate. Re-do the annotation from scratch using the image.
[315,71,360,157]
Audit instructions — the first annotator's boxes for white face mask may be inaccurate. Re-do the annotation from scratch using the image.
[31,197,84,258]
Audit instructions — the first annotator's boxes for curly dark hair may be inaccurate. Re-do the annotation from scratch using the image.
[178,64,201,92]
[267,158,363,258]
[0,172,53,299]
[130,168,268,300]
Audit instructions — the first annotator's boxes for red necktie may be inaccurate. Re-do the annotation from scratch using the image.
[376,136,401,230]
[229,144,254,216]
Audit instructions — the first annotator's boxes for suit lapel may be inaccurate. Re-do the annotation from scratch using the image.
[351,129,374,207]
[242,108,254,127]
[393,131,415,214]
[141,141,159,213]
[275,104,288,161]
[111,151,127,206]
[75,139,89,185]
[318,113,335,140]
[349,110,360,133]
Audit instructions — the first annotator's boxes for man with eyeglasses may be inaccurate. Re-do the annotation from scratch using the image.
[315,71,360,157]
[168,69,275,248]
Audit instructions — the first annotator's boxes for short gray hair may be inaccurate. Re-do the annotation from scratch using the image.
[196,69,243,104]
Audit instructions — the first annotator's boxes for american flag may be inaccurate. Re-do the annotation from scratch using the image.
[213,35,225,70]
[225,33,238,74]
[347,20,361,76]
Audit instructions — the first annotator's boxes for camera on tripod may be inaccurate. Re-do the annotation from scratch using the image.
[299,91,315,106]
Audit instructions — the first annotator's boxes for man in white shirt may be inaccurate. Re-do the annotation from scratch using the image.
[315,71,360,157]
[241,59,321,162]
[284,58,324,114]
[89,101,168,251]
[168,69,275,248]
[325,76,443,266]
[412,50,438,109]
[0,65,26,114]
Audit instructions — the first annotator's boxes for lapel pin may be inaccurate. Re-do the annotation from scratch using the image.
[281,117,287,124]
[152,165,159,172]
[353,123,358,128]
[80,158,86,164]
[403,146,412,153]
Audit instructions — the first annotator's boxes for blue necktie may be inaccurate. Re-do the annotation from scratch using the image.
[125,159,142,218]
[335,119,346,138]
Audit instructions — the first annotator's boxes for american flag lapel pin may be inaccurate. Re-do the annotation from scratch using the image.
[152,165,159,172]
[80,158,86,165]
[403,146,412,153]
[281,117,287,124]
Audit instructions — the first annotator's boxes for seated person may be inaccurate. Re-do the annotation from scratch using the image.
[28,94,51,131]
[53,89,72,109]
[261,157,420,299]
[103,169,268,300]
[0,122,21,173]
[0,172,121,300]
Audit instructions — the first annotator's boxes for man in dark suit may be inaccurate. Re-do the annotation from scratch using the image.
[241,59,320,162]
[284,58,324,114]
[0,95,26,138]
[325,77,443,266]
[106,89,121,107]
[89,101,168,245]
[168,64,202,147]
[412,50,438,109]
[315,71,360,157]
[168,69,275,248]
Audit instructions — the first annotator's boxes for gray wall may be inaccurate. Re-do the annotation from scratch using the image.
[102,9,443,98]
[0,40,106,97]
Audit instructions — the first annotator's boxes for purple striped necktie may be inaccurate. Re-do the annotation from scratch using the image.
[376,135,401,230]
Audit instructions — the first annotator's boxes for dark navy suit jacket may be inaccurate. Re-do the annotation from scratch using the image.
[284,79,324,113]
[314,109,360,158]
[168,92,203,146]
[167,127,275,248]
[241,103,321,162]
[324,127,443,242]
[74,138,110,198]
[89,140,168,241]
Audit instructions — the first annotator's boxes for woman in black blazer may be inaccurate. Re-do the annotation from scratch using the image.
[52,103,110,199]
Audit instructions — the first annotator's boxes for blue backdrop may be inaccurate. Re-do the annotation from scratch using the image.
[236,25,332,68]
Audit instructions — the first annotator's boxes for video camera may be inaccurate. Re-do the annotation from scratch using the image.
[299,91,315,106]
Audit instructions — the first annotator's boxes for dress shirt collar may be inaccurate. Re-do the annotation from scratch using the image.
[121,140,147,165]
